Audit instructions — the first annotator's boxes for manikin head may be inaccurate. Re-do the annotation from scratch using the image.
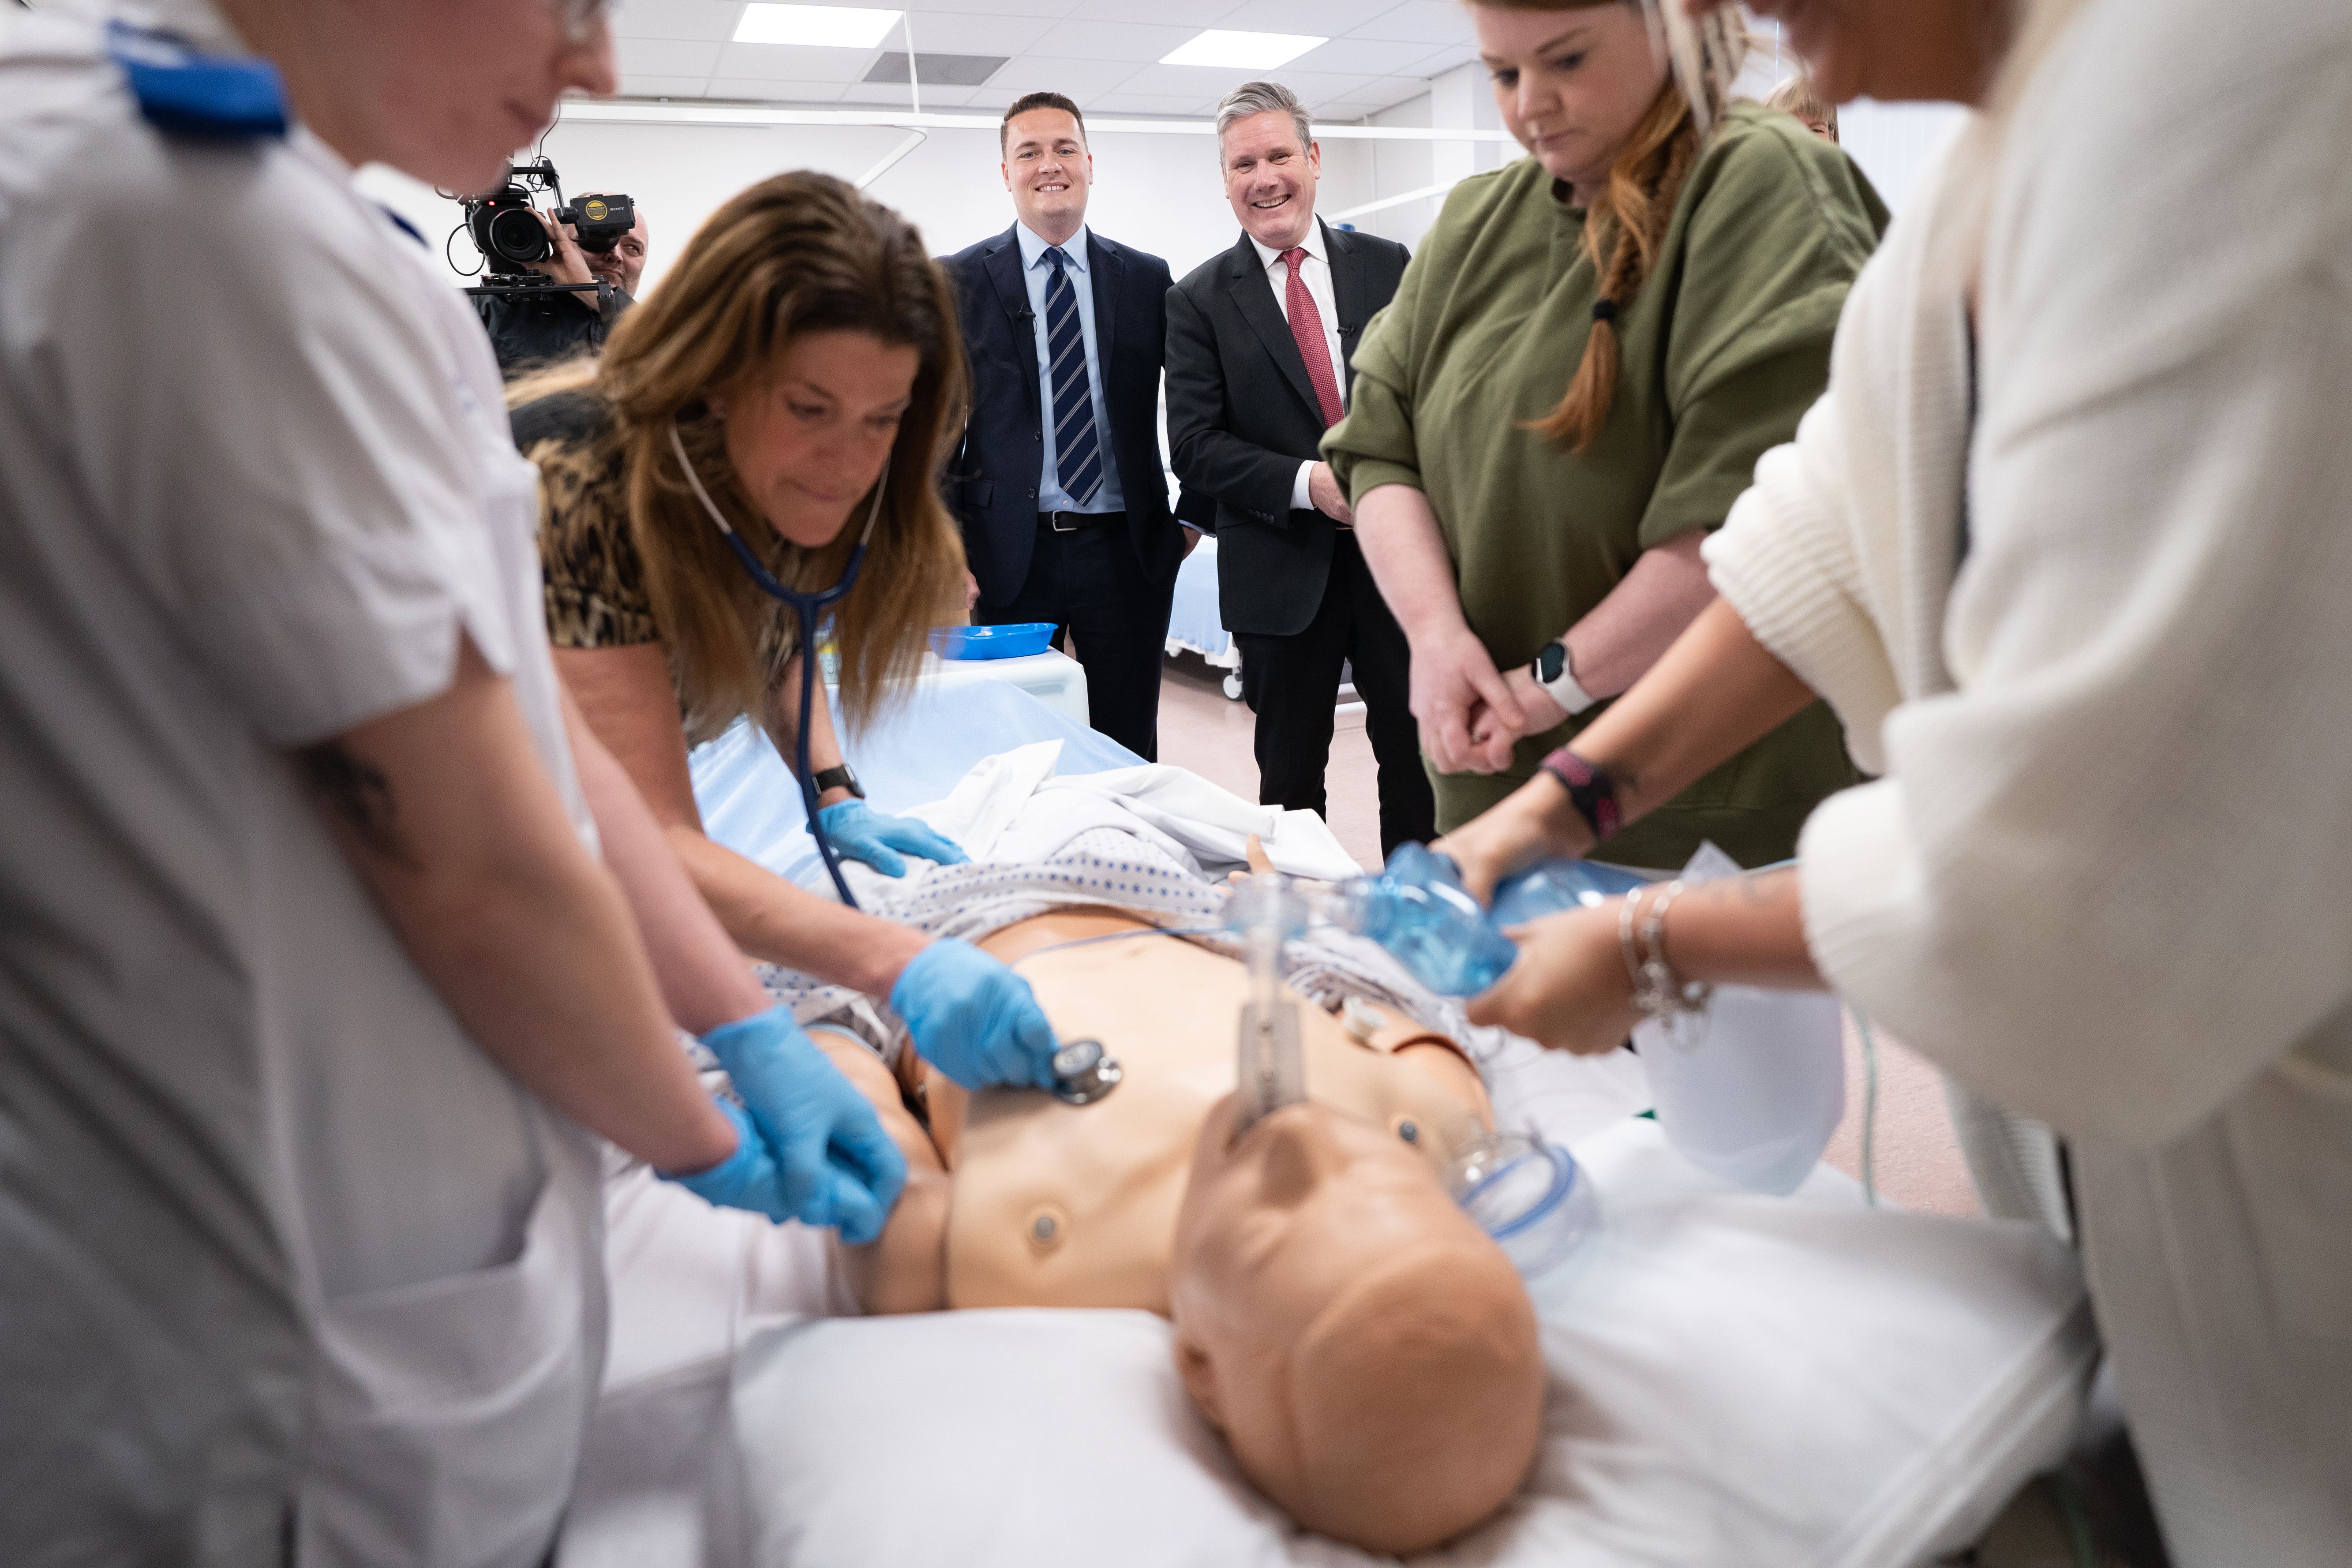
[1000,93,1094,248]
[1216,82,1322,254]
[1171,1096,1545,1555]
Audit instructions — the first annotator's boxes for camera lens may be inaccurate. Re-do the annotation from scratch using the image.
[487,207,550,266]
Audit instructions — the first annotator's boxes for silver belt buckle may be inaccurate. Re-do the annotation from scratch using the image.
[1048,511,1079,533]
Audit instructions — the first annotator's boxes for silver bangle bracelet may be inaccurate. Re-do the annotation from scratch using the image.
[1622,880,1712,1022]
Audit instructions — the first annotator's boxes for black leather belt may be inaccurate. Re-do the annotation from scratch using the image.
[1039,509,1123,533]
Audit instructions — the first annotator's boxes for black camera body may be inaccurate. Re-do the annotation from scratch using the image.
[462,159,634,280]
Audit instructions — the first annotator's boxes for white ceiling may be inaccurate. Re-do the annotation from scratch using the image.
[610,0,1484,123]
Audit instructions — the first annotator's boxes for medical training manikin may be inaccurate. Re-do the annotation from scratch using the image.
[802,906,1545,1555]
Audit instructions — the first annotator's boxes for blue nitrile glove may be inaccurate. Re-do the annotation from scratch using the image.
[889,937,1060,1091]
[815,800,969,878]
[665,1005,907,1245]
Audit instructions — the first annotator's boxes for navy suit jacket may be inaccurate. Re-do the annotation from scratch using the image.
[940,224,1180,608]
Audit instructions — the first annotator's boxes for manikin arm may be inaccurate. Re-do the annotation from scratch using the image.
[305,636,735,1173]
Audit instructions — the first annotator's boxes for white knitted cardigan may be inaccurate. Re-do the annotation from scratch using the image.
[1703,0,2352,1152]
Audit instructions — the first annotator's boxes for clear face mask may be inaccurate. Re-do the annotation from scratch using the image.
[1446,1131,1599,1282]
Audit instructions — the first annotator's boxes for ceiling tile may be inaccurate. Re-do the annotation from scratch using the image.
[1020,19,1204,64]
[702,77,851,101]
[615,73,723,98]
[897,11,1052,54]
[1062,0,1233,22]
[977,55,1143,105]
[1350,0,1475,46]
[712,41,879,80]
[1408,42,1481,77]
[611,0,749,42]
[1284,35,1442,76]
[1214,0,1368,35]
[903,0,1081,15]
[615,36,725,76]
[1094,93,1219,116]
[1108,62,1265,102]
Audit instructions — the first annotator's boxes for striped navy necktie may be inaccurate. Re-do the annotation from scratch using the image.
[1041,246,1105,508]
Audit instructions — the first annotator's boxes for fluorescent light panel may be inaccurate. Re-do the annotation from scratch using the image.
[1160,29,1326,70]
[733,4,903,49]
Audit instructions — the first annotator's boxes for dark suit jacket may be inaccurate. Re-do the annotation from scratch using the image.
[1164,221,1409,638]
[939,225,1180,609]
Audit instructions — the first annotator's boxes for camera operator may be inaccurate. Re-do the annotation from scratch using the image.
[474,192,648,377]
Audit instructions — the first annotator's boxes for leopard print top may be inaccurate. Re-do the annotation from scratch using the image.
[513,391,802,748]
[515,391,660,652]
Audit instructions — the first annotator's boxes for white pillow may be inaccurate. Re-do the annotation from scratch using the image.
[731,1121,2092,1568]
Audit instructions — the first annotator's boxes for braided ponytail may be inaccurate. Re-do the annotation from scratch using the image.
[1503,0,1746,453]
[1527,79,1702,452]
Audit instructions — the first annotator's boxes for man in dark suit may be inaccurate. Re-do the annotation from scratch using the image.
[1165,82,1434,857]
[939,92,1183,760]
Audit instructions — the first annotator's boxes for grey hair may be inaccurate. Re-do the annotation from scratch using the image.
[1214,80,1313,163]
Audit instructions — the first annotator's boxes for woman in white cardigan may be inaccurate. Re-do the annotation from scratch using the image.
[1441,0,2352,1561]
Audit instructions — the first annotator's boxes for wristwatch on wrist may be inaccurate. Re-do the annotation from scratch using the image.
[1531,639,1599,716]
[813,764,865,800]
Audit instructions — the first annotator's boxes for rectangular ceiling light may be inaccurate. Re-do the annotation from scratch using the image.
[734,4,903,48]
[1159,30,1326,70]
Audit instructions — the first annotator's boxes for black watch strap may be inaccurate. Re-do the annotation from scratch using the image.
[813,764,865,800]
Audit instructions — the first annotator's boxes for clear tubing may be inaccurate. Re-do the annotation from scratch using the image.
[1227,876,1309,1137]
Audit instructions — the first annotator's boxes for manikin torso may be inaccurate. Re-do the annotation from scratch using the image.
[891,909,1491,1316]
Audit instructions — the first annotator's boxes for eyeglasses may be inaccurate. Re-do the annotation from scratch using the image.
[553,0,615,44]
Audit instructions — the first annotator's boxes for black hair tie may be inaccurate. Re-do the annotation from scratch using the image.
[1591,298,1619,324]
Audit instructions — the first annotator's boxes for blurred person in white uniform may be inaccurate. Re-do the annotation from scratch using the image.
[1443,0,2352,1560]
[0,0,911,1562]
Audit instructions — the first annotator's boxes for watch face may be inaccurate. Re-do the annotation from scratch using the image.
[1536,642,1567,684]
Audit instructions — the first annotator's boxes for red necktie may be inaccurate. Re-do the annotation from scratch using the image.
[1281,247,1345,429]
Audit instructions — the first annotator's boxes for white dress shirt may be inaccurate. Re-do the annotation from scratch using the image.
[1249,218,1345,514]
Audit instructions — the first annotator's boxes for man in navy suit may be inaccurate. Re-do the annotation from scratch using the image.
[1164,82,1433,856]
[940,92,1183,761]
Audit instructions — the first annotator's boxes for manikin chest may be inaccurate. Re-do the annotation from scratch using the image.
[944,917,1486,1314]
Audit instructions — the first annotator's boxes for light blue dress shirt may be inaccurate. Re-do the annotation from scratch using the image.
[1016,221,1126,514]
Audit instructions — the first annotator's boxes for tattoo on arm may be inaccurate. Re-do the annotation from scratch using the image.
[298,741,410,865]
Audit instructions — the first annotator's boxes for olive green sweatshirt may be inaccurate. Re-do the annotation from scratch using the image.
[1326,104,1889,867]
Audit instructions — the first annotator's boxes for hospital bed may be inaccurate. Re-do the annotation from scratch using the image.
[1166,534,1244,699]
[558,684,2096,1568]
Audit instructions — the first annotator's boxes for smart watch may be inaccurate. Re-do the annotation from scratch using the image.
[1531,639,1599,716]
[813,764,865,800]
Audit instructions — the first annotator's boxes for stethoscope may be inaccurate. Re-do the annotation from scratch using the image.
[669,422,881,909]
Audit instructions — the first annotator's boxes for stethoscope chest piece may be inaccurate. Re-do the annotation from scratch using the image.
[1051,1038,1123,1106]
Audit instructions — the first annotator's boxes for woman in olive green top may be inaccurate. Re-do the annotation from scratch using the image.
[1326,0,1887,868]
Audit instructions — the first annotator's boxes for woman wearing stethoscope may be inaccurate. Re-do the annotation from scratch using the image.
[512,170,1059,1092]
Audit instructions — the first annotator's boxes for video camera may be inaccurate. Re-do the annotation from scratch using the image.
[461,158,635,295]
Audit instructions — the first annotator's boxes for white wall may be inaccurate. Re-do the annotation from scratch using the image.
[360,116,1376,296]
[1836,99,1968,215]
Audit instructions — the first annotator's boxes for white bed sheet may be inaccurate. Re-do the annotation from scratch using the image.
[726,1118,2090,1568]
[564,1117,2090,1568]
